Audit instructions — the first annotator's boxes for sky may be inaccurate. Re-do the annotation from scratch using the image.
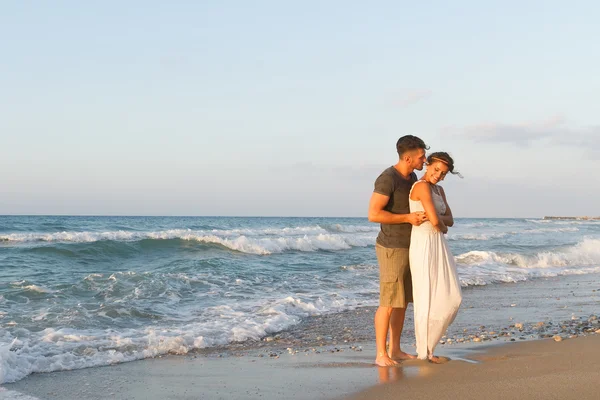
[1,1,599,217]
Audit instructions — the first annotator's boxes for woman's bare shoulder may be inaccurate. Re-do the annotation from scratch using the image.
[411,180,430,198]
[413,180,430,190]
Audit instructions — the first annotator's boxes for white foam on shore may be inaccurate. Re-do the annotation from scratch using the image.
[456,238,600,268]
[2,235,600,384]
[185,233,377,254]
[0,222,584,253]
[455,238,600,286]
[0,290,371,384]
[0,225,376,243]
[0,229,378,255]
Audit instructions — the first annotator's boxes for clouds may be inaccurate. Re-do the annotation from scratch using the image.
[443,115,565,144]
[443,116,600,158]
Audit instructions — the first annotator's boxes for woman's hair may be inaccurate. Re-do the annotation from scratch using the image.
[427,152,463,178]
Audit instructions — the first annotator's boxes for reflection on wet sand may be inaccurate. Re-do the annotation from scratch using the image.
[377,365,404,383]
[377,358,454,384]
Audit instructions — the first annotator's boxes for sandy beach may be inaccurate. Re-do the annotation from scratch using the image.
[2,332,599,400]
[347,333,600,400]
[3,274,599,400]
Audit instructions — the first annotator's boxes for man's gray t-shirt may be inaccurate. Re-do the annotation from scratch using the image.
[373,166,417,249]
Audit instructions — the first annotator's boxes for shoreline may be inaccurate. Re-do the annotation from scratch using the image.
[3,328,599,400]
[346,333,600,400]
[2,274,600,399]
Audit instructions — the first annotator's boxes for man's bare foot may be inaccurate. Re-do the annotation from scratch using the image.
[428,355,449,364]
[390,351,417,361]
[375,354,398,367]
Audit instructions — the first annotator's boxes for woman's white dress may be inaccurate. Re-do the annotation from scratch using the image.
[409,181,462,360]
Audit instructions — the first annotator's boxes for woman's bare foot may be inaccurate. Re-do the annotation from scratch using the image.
[428,355,449,364]
[390,351,417,361]
[375,353,398,367]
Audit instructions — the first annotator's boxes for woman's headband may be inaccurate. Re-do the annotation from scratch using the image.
[429,157,449,165]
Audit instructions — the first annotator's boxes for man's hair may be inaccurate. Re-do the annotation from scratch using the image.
[396,135,429,156]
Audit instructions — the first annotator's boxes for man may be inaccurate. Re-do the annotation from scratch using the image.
[368,135,429,366]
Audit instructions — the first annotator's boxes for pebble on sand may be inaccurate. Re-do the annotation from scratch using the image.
[553,335,563,342]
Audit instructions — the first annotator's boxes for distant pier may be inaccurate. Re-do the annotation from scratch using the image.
[543,216,600,220]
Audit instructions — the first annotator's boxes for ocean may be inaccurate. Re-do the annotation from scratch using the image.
[1,216,599,384]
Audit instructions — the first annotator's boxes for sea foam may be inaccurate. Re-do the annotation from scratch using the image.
[455,238,600,286]
[0,293,362,384]
[0,229,378,255]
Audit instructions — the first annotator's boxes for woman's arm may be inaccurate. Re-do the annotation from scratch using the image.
[438,186,454,227]
[368,192,428,225]
[412,181,447,233]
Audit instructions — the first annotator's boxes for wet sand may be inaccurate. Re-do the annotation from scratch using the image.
[2,274,599,399]
[3,333,600,400]
[2,345,381,400]
[346,334,600,400]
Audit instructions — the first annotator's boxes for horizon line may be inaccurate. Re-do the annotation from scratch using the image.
[0,214,544,219]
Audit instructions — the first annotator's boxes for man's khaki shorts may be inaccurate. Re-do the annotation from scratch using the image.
[375,244,413,308]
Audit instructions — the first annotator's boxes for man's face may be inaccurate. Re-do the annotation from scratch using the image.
[408,149,427,171]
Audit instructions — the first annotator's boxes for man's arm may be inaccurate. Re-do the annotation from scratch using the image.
[368,192,427,225]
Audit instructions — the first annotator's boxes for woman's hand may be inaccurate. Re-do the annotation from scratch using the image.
[433,221,448,234]
[426,212,449,234]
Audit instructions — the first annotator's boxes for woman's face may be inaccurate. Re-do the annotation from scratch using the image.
[426,161,450,184]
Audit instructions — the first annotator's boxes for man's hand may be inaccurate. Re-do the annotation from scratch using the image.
[407,212,428,226]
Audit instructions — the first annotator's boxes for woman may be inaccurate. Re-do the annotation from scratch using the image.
[408,152,462,363]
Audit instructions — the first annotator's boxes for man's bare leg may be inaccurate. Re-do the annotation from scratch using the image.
[374,306,397,366]
[388,307,416,360]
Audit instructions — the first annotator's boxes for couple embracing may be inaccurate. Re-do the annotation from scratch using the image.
[368,135,462,366]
